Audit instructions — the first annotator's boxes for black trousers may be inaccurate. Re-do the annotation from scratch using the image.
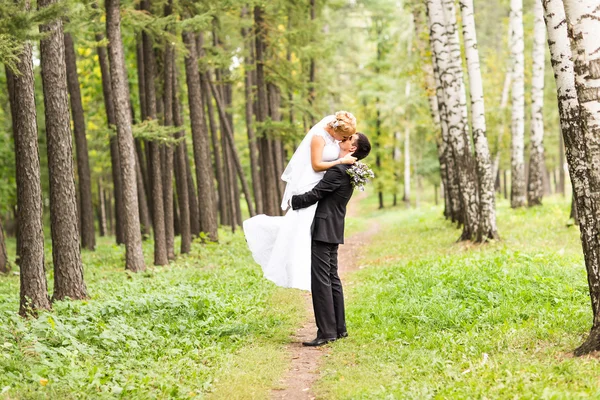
[311,239,346,339]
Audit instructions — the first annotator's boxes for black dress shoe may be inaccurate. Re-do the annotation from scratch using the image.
[337,332,348,339]
[302,337,336,347]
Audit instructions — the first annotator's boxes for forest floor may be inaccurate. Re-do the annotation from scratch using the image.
[3,193,600,398]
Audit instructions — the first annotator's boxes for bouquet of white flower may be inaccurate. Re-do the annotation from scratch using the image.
[346,161,375,191]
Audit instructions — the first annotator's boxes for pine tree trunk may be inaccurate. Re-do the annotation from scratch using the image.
[202,70,227,226]
[141,2,168,265]
[527,0,546,207]
[64,32,96,250]
[208,80,256,217]
[458,0,499,241]
[6,38,51,314]
[172,65,191,254]
[182,31,219,241]
[98,178,107,237]
[509,0,526,208]
[185,150,201,237]
[38,0,88,300]
[162,22,175,260]
[268,82,286,207]
[105,189,113,235]
[105,0,146,272]
[308,0,316,124]
[241,6,263,215]
[570,190,579,225]
[254,6,279,216]
[0,218,9,274]
[403,114,410,204]
[558,0,600,356]
[95,31,124,245]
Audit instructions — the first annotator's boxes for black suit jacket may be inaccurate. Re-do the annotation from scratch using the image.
[291,164,354,244]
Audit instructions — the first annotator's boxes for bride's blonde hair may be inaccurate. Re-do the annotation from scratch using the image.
[328,111,357,136]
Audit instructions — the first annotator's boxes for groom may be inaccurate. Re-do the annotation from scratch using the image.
[291,132,372,346]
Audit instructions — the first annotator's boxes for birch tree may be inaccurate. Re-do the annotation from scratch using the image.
[527,0,546,206]
[428,0,479,240]
[557,0,600,355]
[509,0,526,208]
[458,0,499,241]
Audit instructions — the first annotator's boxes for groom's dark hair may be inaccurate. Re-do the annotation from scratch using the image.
[353,132,371,161]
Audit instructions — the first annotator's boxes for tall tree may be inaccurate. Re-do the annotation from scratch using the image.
[241,6,263,215]
[172,68,191,254]
[509,0,526,208]
[64,32,95,250]
[105,0,146,272]
[38,0,88,300]
[254,5,279,216]
[95,30,124,244]
[458,0,498,241]
[182,30,219,241]
[0,218,9,274]
[558,0,600,355]
[162,3,175,260]
[527,0,546,206]
[141,0,167,265]
[6,28,51,314]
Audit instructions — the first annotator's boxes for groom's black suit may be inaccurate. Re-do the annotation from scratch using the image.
[292,164,353,339]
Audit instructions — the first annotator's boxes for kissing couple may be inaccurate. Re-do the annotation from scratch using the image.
[244,111,372,346]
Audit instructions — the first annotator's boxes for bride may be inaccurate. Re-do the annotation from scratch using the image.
[243,111,357,291]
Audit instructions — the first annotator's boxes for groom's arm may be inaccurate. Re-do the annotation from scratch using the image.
[291,167,344,210]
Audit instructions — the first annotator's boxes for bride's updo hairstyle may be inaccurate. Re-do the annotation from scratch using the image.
[328,111,357,136]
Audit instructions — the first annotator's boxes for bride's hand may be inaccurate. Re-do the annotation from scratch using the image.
[339,153,357,165]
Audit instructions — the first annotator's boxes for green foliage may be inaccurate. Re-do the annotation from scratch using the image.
[316,194,599,398]
[0,230,304,398]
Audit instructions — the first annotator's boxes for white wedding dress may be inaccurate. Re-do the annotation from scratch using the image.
[243,116,340,291]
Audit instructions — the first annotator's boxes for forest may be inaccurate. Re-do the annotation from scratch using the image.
[1,0,600,397]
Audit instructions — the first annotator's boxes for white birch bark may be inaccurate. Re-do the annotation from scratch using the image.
[527,0,546,206]
[509,0,526,207]
[459,0,498,241]
[560,0,600,355]
[428,0,480,240]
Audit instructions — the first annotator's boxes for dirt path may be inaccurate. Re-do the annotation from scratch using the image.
[271,192,380,400]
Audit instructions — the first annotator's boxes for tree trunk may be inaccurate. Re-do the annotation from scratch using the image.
[509,0,526,208]
[428,0,479,240]
[95,31,124,245]
[308,0,316,125]
[202,70,227,226]
[559,133,566,194]
[459,0,499,241]
[241,6,263,215]
[254,6,279,216]
[182,31,219,241]
[185,150,201,237]
[106,189,113,235]
[546,0,600,356]
[105,0,146,272]
[403,117,410,204]
[527,0,546,207]
[141,2,168,266]
[172,64,191,254]
[6,35,51,314]
[64,32,96,250]
[208,80,257,217]
[98,178,107,237]
[162,21,175,260]
[268,82,286,207]
[38,0,88,300]
[0,218,9,274]
[570,190,579,225]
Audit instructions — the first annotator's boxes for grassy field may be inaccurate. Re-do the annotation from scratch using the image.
[316,194,600,398]
[3,192,599,399]
[0,230,305,399]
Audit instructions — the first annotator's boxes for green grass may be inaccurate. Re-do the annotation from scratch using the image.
[0,230,304,399]
[316,194,600,399]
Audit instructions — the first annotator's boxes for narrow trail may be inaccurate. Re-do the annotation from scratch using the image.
[271,192,380,400]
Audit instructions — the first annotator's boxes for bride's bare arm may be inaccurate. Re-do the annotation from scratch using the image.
[310,136,356,172]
